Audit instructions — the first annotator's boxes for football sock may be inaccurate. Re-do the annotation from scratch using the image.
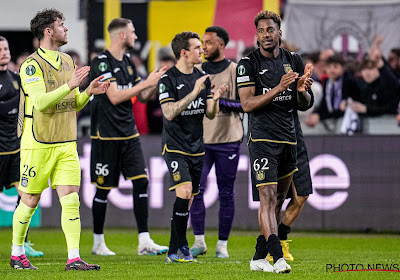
[194,234,205,244]
[266,234,284,263]
[60,192,81,253]
[173,197,190,247]
[252,235,268,260]
[16,195,29,243]
[12,202,36,255]
[168,216,178,255]
[132,178,149,233]
[278,223,291,241]
[92,188,109,234]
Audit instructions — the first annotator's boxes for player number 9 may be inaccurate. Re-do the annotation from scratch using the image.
[171,161,179,173]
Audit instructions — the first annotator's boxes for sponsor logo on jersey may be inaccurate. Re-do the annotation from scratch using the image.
[187,97,204,110]
[25,65,36,76]
[98,62,108,72]
[237,76,250,83]
[259,69,268,75]
[98,54,107,59]
[283,64,292,73]
[160,74,168,79]
[173,171,181,182]
[182,97,205,116]
[127,66,133,75]
[8,108,17,115]
[159,83,166,93]
[159,92,169,100]
[117,82,133,90]
[25,77,40,84]
[0,84,2,90]
[176,84,185,90]
[42,98,76,114]
[114,67,120,73]
[237,65,246,75]
[13,81,19,90]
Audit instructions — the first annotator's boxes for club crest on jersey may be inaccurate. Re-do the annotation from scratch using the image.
[127,66,133,75]
[25,65,36,76]
[237,65,246,75]
[201,83,206,90]
[97,175,104,185]
[173,171,181,182]
[63,61,70,71]
[21,177,29,187]
[98,62,108,72]
[283,64,292,73]
[13,81,19,90]
[256,171,265,181]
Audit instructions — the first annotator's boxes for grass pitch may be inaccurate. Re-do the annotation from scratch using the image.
[0,228,399,279]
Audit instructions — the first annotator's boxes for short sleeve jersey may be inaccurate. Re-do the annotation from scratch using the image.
[159,66,212,155]
[237,48,303,144]
[0,70,20,153]
[90,50,141,139]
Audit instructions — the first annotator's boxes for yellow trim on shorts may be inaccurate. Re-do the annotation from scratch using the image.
[0,148,20,155]
[249,134,297,145]
[256,182,277,188]
[127,174,148,181]
[90,131,139,140]
[277,168,298,181]
[168,181,192,191]
[91,182,114,190]
[193,191,200,196]
[162,144,205,157]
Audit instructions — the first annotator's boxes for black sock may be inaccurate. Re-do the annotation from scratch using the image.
[168,217,178,255]
[92,188,110,234]
[132,179,149,233]
[173,197,190,248]
[252,235,268,260]
[278,223,291,240]
[266,234,283,263]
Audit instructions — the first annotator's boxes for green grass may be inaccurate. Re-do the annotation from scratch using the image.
[0,228,399,279]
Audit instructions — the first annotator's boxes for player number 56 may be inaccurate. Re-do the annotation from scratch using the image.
[253,158,269,171]
[95,163,109,176]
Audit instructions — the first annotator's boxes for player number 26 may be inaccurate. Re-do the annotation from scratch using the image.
[95,163,109,176]
[253,158,269,171]
[23,165,37,177]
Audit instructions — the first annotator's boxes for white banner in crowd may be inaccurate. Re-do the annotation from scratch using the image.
[284,0,400,56]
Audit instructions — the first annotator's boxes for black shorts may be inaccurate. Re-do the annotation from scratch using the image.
[286,143,313,198]
[163,151,203,195]
[91,137,147,189]
[249,141,297,202]
[0,152,20,190]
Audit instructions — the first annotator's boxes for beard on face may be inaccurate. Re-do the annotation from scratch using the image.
[205,47,220,62]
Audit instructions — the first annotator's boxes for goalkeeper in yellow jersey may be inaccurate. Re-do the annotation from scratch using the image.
[10,8,109,271]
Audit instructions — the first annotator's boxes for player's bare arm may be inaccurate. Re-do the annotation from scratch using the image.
[296,63,313,109]
[205,83,228,120]
[106,66,167,105]
[161,75,209,121]
[239,71,298,112]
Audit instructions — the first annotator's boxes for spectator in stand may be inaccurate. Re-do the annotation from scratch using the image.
[313,48,334,84]
[305,54,359,127]
[388,48,400,80]
[345,38,399,117]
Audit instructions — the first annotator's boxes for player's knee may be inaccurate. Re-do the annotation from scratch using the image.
[94,188,110,200]
[259,185,277,205]
[132,178,148,195]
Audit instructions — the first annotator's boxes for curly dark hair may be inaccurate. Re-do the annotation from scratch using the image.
[254,10,281,28]
[30,9,65,40]
[171,31,200,59]
[205,26,229,46]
